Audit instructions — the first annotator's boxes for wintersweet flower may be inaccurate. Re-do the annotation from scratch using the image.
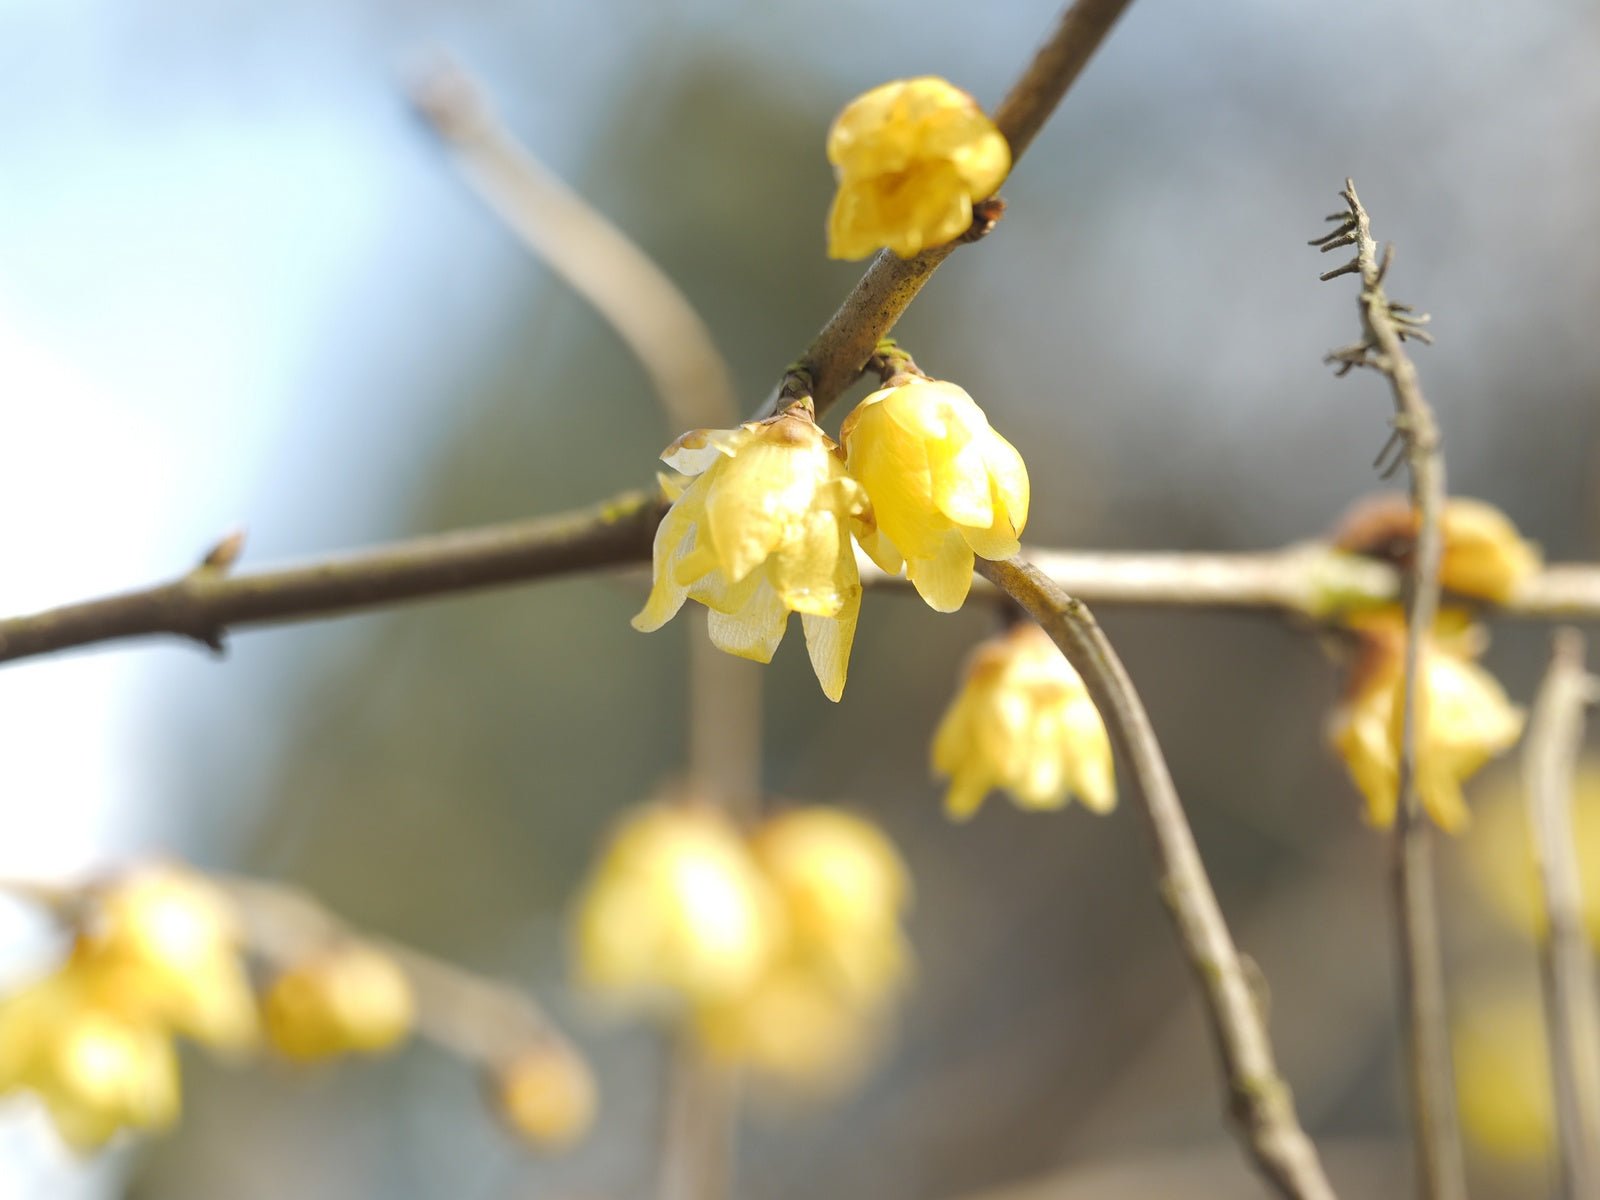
[1328,613,1524,832]
[826,76,1010,260]
[842,378,1029,612]
[489,1043,597,1149]
[633,406,870,701]
[571,803,781,1011]
[0,970,179,1152]
[263,944,415,1062]
[932,622,1115,821]
[1331,493,1541,603]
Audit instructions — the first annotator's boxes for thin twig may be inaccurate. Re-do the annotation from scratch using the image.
[409,58,737,434]
[6,501,1600,666]
[1522,629,1600,1199]
[755,0,1137,421]
[1316,180,1462,1200]
[977,556,1337,1200]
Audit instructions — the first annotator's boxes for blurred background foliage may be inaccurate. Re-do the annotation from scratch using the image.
[2,0,1598,1197]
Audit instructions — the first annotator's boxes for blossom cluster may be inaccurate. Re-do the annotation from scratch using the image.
[571,800,910,1090]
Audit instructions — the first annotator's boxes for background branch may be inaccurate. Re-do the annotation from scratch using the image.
[977,556,1337,1200]
[1316,180,1462,1200]
[756,0,1137,421]
[1522,629,1600,1200]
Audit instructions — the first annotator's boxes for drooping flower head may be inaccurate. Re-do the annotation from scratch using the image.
[1328,612,1524,832]
[827,76,1011,260]
[633,406,869,701]
[843,377,1029,612]
[932,622,1115,821]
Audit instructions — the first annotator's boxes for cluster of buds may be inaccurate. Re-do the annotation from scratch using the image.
[1326,496,1540,832]
[571,799,910,1090]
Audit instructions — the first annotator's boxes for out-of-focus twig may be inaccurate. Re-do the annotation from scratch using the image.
[1522,629,1600,1200]
[755,0,1137,421]
[409,58,737,435]
[1314,180,1461,1200]
[7,503,1600,667]
[977,555,1337,1200]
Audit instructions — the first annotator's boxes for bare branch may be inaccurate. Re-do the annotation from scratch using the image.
[409,59,738,433]
[977,555,1337,1200]
[756,0,1138,421]
[1523,629,1600,1200]
[1316,180,1462,1200]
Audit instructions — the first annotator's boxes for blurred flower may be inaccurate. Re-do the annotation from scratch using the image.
[1328,613,1524,832]
[842,378,1029,612]
[932,622,1115,821]
[826,77,1010,260]
[1332,493,1541,604]
[1467,757,1600,946]
[570,801,913,1092]
[1453,983,1554,1161]
[633,406,869,701]
[572,803,781,1011]
[489,1042,597,1149]
[83,866,258,1053]
[0,967,179,1152]
[263,944,415,1063]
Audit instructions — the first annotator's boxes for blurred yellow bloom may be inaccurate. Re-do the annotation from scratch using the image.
[634,407,869,701]
[842,378,1029,612]
[263,944,415,1062]
[1328,615,1524,832]
[1467,758,1600,945]
[826,76,1010,260]
[693,965,878,1092]
[489,1043,597,1149]
[932,622,1115,821]
[752,807,912,1004]
[0,970,179,1152]
[1331,493,1541,603]
[85,866,258,1053]
[572,803,781,1011]
[1453,984,1554,1161]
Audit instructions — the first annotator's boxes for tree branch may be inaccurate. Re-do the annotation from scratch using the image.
[977,556,1337,1200]
[1316,180,1462,1200]
[756,0,1137,421]
[1522,629,1600,1200]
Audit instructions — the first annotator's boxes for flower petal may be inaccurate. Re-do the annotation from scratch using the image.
[706,575,789,664]
[906,535,975,613]
[800,587,860,702]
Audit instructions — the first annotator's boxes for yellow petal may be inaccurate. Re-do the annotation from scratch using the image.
[905,534,975,612]
[632,500,697,632]
[801,588,860,703]
[706,575,790,664]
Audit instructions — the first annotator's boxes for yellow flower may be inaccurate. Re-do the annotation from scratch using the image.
[0,970,179,1152]
[750,807,911,1003]
[1328,615,1524,832]
[1452,983,1554,1161]
[932,622,1115,821]
[489,1043,597,1150]
[84,866,258,1054]
[571,803,781,1011]
[826,77,1011,260]
[1331,493,1541,603]
[633,407,869,701]
[263,944,415,1062]
[1466,757,1600,946]
[842,378,1029,612]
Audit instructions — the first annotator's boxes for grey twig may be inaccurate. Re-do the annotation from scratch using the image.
[977,556,1338,1200]
[1522,629,1600,1200]
[1316,180,1462,1200]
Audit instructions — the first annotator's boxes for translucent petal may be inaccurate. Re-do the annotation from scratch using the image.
[706,575,789,664]
[772,509,849,618]
[906,535,976,613]
[943,770,991,822]
[661,426,748,476]
[929,435,994,530]
[981,429,1030,534]
[632,501,697,632]
[801,587,860,702]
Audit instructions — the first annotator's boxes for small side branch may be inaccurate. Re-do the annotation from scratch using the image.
[1523,630,1600,1199]
[1316,180,1462,1200]
[977,556,1337,1200]
[757,0,1137,421]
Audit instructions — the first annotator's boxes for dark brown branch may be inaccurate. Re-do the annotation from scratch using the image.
[756,0,1137,421]
[1523,630,1600,1200]
[1318,180,1462,1200]
[977,556,1337,1200]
